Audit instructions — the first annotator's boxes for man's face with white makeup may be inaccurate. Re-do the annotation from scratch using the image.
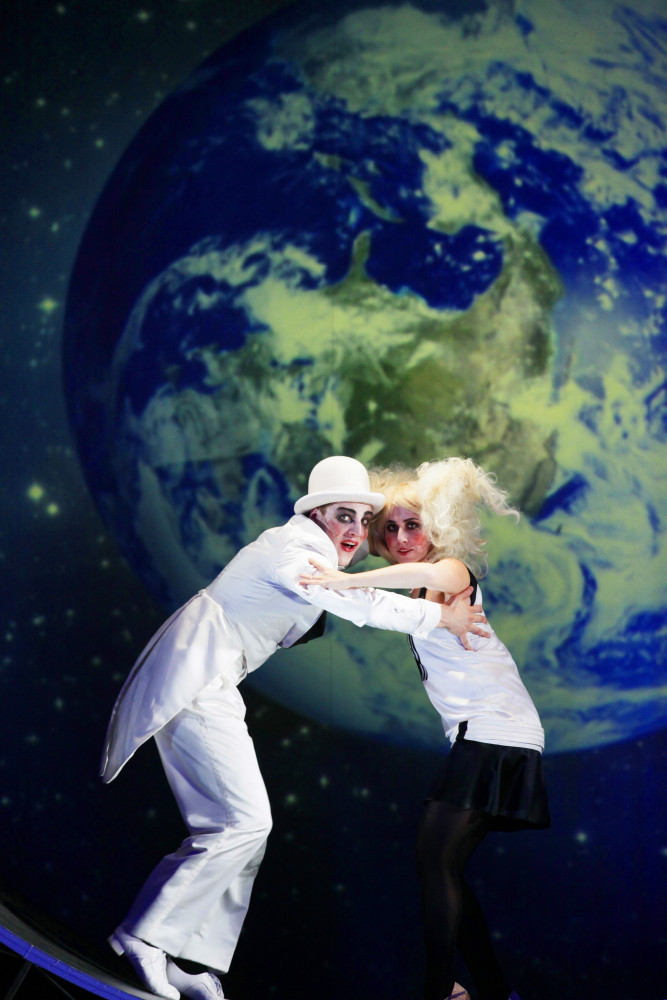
[309,502,373,567]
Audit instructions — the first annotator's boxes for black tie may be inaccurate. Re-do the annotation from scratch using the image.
[291,611,327,646]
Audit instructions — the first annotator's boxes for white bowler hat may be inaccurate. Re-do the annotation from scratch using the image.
[294,456,385,515]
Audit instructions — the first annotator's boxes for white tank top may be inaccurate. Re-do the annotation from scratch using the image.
[409,579,544,752]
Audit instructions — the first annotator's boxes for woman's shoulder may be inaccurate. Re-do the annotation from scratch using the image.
[429,557,475,598]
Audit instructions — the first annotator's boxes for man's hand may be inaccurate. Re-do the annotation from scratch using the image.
[436,586,488,650]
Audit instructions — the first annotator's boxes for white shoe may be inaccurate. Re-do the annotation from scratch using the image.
[166,959,226,999]
[109,926,180,999]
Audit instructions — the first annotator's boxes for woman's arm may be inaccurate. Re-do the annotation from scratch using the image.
[299,556,471,595]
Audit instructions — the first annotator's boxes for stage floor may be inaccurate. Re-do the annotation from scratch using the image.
[0,899,154,999]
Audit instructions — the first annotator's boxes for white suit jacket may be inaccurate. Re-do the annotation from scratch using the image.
[100,515,441,782]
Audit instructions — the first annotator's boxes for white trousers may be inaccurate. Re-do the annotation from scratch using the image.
[123,677,272,973]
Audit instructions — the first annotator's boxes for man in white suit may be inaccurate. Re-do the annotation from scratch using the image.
[102,457,485,1000]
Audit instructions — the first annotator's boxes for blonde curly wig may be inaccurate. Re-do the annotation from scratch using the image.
[369,457,519,576]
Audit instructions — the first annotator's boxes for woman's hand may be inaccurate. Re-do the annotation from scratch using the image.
[299,558,359,590]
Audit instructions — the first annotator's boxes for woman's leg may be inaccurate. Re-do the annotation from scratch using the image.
[416,800,511,1000]
[458,879,512,1000]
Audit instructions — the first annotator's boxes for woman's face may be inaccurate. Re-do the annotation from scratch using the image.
[384,506,432,563]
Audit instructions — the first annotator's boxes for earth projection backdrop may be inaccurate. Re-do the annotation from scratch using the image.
[65,0,666,758]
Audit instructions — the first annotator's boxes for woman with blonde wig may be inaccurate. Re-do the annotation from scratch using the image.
[301,457,549,1000]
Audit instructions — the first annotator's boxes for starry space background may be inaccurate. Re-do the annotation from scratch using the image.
[1,2,666,999]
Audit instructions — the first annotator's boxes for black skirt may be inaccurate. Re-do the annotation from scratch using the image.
[426,726,551,832]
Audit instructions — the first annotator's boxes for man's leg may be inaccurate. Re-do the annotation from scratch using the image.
[121,679,272,974]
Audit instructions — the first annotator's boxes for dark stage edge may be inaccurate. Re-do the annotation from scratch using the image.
[0,902,155,999]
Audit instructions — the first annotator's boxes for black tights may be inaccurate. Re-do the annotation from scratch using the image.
[416,800,512,1000]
